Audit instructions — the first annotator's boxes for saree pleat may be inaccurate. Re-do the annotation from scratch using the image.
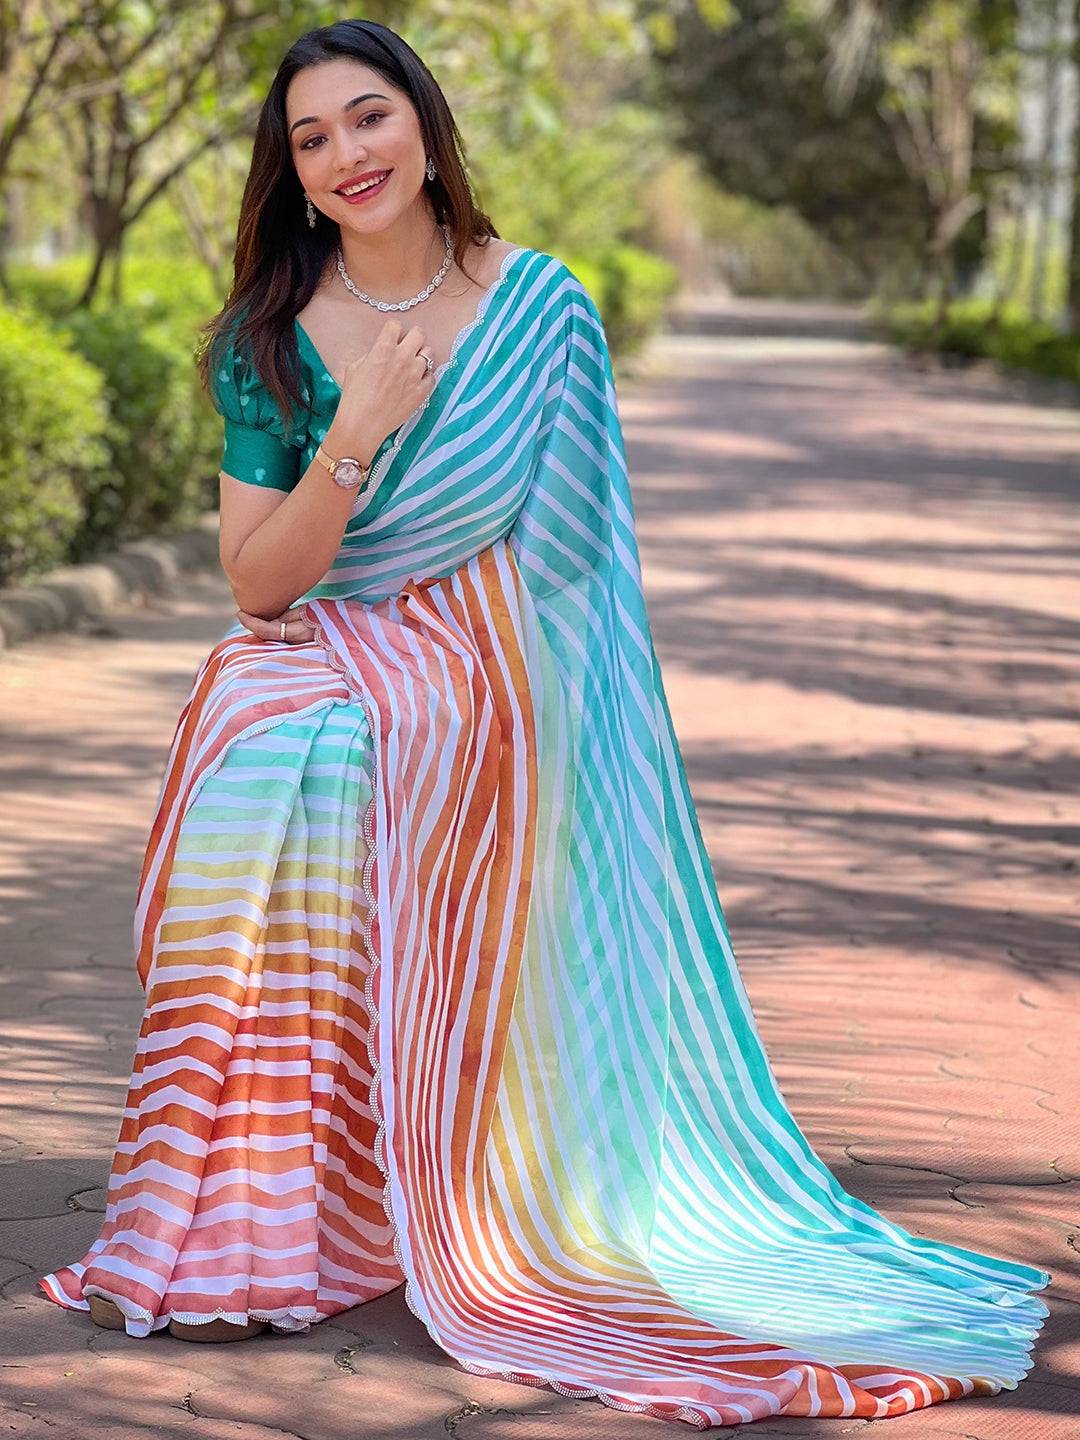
[40,704,403,1333]
[41,246,1049,1425]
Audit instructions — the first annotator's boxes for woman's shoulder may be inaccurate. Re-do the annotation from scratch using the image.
[477,236,523,265]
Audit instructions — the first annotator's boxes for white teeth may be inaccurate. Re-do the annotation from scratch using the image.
[340,173,387,196]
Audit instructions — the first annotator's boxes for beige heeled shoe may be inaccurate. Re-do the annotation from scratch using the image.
[168,1315,268,1342]
[88,1294,127,1330]
[88,1293,267,1341]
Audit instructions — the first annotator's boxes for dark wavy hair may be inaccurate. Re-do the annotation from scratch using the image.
[195,19,499,424]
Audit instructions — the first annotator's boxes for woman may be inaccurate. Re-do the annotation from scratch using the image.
[39,18,1050,1429]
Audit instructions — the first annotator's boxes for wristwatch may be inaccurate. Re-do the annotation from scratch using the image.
[314,443,372,490]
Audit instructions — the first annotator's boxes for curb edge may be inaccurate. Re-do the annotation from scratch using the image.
[0,511,220,652]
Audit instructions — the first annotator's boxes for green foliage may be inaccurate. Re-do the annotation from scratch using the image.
[987,216,1069,319]
[7,257,224,558]
[561,244,681,355]
[477,102,670,261]
[6,259,91,320]
[686,169,864,297]
[653,0,931,290]
[68,256,227,510]
[874,297,1080,383]
[9,254,218,331]
[56,307,214,554]
[0,305,110,586]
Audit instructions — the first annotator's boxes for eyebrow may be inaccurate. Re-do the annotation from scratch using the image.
[289,93,391,138]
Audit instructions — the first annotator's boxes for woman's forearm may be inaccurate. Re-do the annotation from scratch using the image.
[228,420,383,617]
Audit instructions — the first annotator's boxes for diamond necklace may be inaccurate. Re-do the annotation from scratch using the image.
[335,224,454,313]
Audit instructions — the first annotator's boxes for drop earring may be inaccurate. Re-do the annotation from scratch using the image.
[305,194,316,228]
[425,156,436,182]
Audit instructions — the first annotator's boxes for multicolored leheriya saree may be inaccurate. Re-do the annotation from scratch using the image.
[40,245,1050,1427]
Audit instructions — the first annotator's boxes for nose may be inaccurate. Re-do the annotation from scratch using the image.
[333,130,368,168]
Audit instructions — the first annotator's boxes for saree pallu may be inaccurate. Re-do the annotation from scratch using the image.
[39,249,1050,1427]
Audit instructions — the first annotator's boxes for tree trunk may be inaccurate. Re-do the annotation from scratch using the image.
[1017,0,1078,325]
[75,210,123,311]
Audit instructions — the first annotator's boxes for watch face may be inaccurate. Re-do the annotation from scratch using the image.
[332,458,364,488]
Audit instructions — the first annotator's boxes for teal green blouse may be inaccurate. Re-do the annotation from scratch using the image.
[210,324,339,492]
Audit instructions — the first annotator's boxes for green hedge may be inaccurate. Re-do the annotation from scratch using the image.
[874,297,1080,385]
[8,254,218,329]
[6,257,226,572]
[693,184,865,300]
[56,305,214,554]
[0,305,110,585]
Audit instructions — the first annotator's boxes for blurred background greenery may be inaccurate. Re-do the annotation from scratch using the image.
[1,0,1078,585]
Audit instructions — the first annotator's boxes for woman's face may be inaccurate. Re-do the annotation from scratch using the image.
[286,58,427,234]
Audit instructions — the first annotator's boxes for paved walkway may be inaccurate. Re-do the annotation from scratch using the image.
[1,300,1077,1438]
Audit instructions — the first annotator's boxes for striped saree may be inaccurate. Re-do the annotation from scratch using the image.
[39,247,1050,1427]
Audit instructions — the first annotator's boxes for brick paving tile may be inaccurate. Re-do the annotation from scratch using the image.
[1,301,1077,1438]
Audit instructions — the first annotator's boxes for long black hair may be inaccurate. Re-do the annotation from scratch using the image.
[195,19,499,423]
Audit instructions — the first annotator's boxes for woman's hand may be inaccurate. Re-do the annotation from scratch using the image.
[329,317,437,459]
[236,605,316,645]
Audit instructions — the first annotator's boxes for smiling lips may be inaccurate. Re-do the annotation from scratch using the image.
[336,170,392,201]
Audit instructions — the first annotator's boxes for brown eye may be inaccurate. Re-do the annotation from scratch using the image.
[300,112,384,151]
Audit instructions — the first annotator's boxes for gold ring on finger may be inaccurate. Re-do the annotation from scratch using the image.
[280,620,287,642]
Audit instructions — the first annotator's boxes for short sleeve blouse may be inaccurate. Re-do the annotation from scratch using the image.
[210,334,313,492]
